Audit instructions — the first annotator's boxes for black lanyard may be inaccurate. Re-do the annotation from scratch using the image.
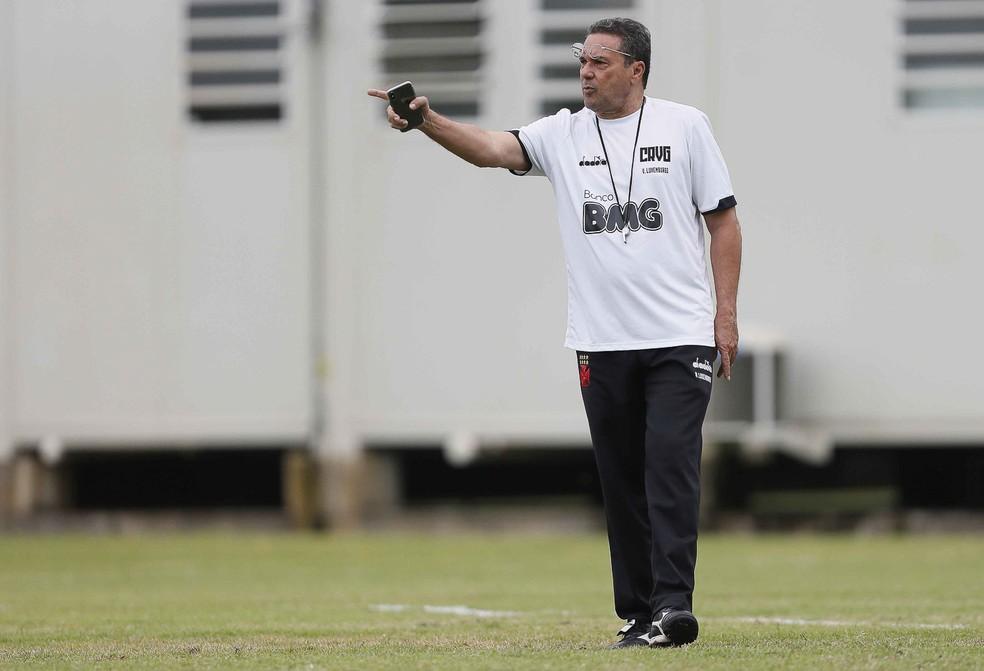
[594,98,645,243]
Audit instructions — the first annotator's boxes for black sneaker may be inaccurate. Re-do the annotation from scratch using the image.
[609,618,654,649]
[651,608,699,646]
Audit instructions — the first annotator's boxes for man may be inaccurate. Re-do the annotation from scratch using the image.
[369,17,740,649]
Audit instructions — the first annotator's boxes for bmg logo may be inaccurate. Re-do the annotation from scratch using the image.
[582,199,663,234]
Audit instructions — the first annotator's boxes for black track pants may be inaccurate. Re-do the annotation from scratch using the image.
[578,345,715,621]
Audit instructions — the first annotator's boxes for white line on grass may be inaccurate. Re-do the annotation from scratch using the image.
[370,604,519,618]
[370,605,969,629]
[370,604,411,613]
[711,616,967,630]
[423,605,520,618]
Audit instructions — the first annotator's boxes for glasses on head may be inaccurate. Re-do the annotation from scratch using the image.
[572,42,634,64]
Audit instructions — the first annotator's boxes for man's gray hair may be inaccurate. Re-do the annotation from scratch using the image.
[586,17,651,87]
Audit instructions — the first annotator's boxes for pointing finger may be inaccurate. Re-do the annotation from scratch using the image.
[367,89,388,100]
[718,349,732,381]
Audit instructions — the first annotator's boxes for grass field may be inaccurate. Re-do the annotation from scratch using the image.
[0,532,982,670]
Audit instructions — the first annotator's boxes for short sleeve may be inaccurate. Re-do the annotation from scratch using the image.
[507,110,571,179]
[689,112,737,215]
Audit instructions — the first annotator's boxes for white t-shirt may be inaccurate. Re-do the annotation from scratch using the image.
[511,96,736,352]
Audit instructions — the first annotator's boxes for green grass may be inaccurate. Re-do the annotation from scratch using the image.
[0,532,982,669]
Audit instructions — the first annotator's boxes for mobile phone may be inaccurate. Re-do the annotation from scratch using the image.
[387,81,424,132]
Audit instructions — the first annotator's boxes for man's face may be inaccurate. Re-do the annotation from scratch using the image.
[579,32,637,114]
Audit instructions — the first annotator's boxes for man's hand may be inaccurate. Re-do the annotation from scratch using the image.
[367,88,529,170]
[714,311,738,381]
[704,206,742,382]
[367,88,431,131]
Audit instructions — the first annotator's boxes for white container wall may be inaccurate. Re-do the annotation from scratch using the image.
[4,1,311,450]
[1,0,982,462]
[0,0,13,460]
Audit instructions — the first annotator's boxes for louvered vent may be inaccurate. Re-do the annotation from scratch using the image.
[537,0,636,116]
[187,1,285,123]
[379,0,484,119]
[901,0,984,109]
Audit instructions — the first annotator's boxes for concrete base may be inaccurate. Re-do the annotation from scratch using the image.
[0,458,11,527]
[360,452,402,520]
[313,453,402,530]
[282,449,320,529]
[316,456,366,530]
[283,451,371,530]
[0,451,69,526]
[0,449,399,531]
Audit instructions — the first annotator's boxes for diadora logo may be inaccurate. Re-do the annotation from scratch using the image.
[578,155,607,167]
[583,198,662,234]
[639,145,671,163]
[692,357,712,383]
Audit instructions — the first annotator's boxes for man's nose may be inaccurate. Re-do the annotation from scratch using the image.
[580,64,594,78]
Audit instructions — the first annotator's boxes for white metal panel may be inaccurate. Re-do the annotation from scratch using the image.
[319,0,366,458]
[346,0,984,450]
[903,1,984,18]
[484,0,539,128]
[168,0,312,439]
[169,129,310,436]
[353,140,585,441]
[342,1,689,448]
[11,0,311,444]
[11,0,182,437]
[344,0,712,449]
[714,0,984,422]
[9,0,983,455]
[649,0,715,113]
[348,0,589,447]
[0,0,13,459]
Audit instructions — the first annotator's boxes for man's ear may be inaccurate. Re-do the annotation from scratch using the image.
[633,61,645,82]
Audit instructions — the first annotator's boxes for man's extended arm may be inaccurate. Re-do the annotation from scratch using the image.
[704,207,742,380]
[368,89,529,171]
